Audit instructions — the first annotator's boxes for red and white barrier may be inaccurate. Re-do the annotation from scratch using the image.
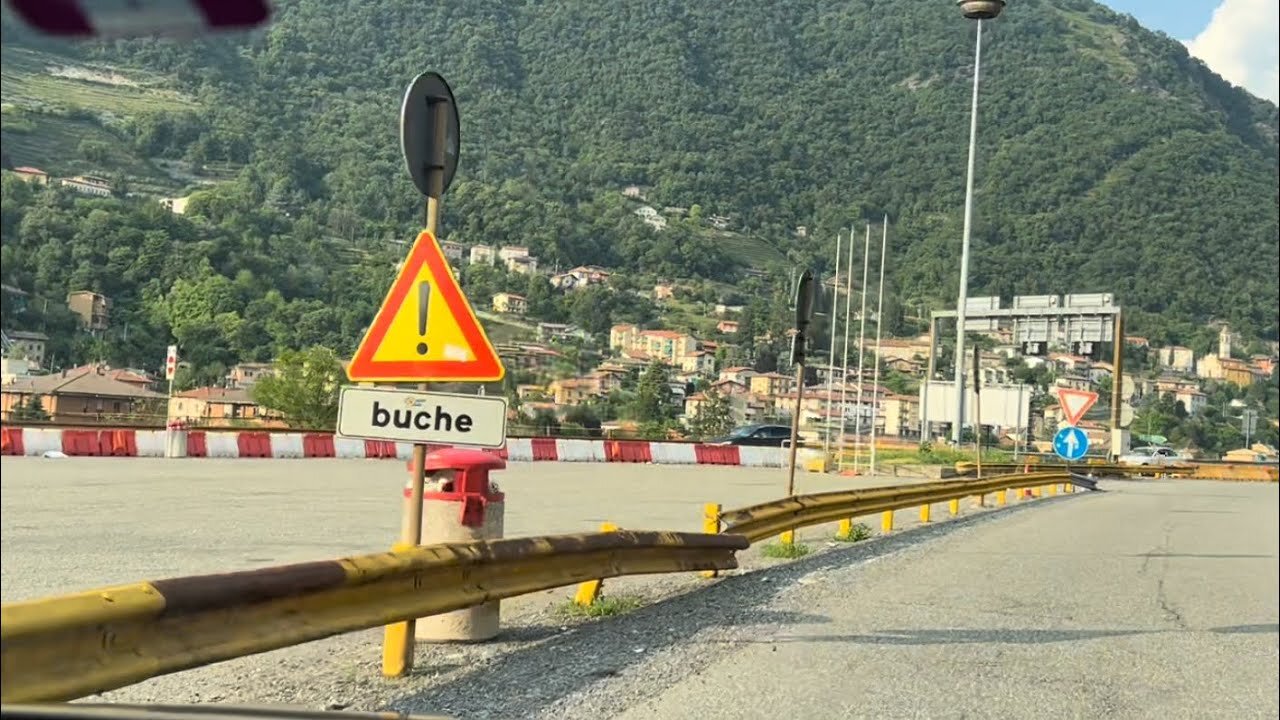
[0,427,784,467]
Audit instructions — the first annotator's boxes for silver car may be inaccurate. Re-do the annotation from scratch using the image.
[1118,446,1182,466]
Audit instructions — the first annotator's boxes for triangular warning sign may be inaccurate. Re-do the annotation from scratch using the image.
[347,231,505,383]
[1057,388,1099,427]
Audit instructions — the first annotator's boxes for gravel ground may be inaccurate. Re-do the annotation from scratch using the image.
[87,488,1057,714]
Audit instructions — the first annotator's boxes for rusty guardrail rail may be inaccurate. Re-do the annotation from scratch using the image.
[0,531,746,703]
[719,471,1076,543]
[956,461,1277,482]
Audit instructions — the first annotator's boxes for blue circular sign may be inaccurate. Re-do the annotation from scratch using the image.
[1053,426,1089,461]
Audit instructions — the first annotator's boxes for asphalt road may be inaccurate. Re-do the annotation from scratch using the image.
[0,456,917,601]
[557,479,1277,720]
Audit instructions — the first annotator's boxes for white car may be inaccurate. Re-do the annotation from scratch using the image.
[1118,446,1182,466]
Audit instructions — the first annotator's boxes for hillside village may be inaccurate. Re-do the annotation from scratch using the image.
[5,242,1276,458]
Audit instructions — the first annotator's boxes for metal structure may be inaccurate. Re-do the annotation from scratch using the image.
[949,0,1006,443]
[922,294,1124,450]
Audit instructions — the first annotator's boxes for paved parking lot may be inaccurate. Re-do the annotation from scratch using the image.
[0,457,893,600]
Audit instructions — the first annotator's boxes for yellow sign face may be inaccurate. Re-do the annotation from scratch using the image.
[346,231,505,382]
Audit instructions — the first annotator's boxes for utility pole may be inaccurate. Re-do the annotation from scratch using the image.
[852,225,871,474]
[824,232,843,455]
[836,228,855,470]
[868,217,889,476]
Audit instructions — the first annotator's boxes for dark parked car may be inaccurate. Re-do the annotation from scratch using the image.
[709,424,799,447]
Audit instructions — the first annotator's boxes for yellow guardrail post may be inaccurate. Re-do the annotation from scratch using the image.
[880,510,893,534]
[573,522,619,606]
[836,519,853,539]
[701,502,722,579]
[1047,483,1058,496]
[996,489,1007,506]
[920,503,931,523]
[948,498,960,516]
[380,541,416,678]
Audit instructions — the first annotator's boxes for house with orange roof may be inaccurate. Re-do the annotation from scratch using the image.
[169,386,285,428]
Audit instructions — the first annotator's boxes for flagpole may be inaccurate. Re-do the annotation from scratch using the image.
[869,216,888,476]
[851,224,871,475]
[836,227,855,470]
[823,232,843,455]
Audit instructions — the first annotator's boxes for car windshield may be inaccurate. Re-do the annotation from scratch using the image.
[1130,447,1155,456]
[728,426,760,439]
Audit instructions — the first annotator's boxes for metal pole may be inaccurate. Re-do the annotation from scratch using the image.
[952,18,985,444]
[973,344,983,479]
[824,232,843,455]
[1014,382,1023,460]
[384,195,439,677]
[852,225,871,474]
[1109,309,1124,459]
[922,314,937,441]
[786,361,806,497]
[836,228,855,469]
[869,217,888,476]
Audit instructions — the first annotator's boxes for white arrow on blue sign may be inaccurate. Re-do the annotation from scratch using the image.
[1053,426,1089,462]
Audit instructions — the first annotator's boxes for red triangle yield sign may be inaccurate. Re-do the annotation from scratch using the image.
[1056,388,1099,427]
[346,230,505,383]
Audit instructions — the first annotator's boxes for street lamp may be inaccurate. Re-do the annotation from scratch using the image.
[950,0,1005,444]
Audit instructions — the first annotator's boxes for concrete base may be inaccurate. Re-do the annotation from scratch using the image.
[165,430,188,459]
[415,497,504,642]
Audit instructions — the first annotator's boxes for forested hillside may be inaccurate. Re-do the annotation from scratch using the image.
[1,0,1277,378]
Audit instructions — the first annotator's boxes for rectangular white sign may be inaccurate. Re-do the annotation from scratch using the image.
[336,387,508,448]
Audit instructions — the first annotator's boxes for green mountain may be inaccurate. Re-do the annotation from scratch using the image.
[1,0,1277,378]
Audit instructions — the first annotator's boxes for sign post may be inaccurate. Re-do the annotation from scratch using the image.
[360,71,498,679]
[972,344,982,480]
[785,270,816,499]
[1054,387,1098,472]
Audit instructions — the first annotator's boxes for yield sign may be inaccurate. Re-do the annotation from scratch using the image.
[1057,388,1099,427]
[347,230,505,383]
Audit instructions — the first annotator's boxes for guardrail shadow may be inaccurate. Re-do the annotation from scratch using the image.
[386,495,1079,718]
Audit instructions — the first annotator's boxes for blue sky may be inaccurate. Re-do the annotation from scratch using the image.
[1101,0,1278,102]
[1101,0,1220,39]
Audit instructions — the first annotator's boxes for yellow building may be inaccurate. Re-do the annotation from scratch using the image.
[492,292,527,315]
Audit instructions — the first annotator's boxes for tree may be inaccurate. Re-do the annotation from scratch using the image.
[250,346,344,430]
[630,361,673,422]
[690,386,734,439]
[14,394,49,421]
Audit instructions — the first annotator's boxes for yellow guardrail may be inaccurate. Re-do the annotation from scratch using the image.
[719,471,1074,543]
[955,461,1277,482]
[0,530,747,703]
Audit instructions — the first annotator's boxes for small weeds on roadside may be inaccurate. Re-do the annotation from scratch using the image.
[762,541,812,559]
[558,594,645,618]
[834,522,873,543]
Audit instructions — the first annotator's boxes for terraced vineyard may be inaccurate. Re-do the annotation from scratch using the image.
[0,46,197,195]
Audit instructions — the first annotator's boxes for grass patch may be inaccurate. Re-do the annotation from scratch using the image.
[834,522,873,543]
[762,541,812,559]
[558,594,646,618]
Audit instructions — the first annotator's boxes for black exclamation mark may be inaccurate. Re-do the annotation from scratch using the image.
[416,281,431,356]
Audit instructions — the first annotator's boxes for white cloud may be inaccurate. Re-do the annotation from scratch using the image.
[1184,0,1279,103]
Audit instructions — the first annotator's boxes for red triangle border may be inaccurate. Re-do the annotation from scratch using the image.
[346,231,505,382]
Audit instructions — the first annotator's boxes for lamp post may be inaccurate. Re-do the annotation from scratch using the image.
[951,0,1005,444]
